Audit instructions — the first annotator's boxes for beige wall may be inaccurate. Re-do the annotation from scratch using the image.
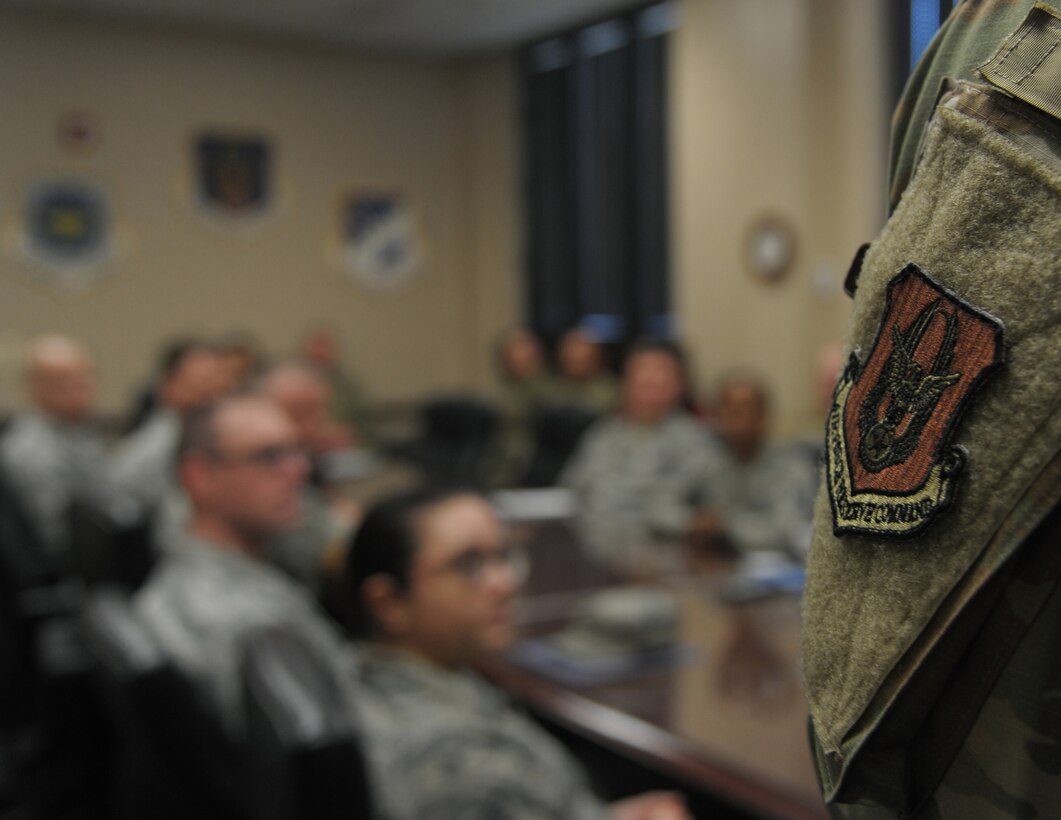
[0,14,520,415]
[672,0,888,437]
[0,1,889,437]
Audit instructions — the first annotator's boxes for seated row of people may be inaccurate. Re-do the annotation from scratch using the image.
[135,393,690,819]
[562,341,817,560]
[0,329,810,818]
[0,334,361,597]
[494,326,618,484]
[3,329,817,585]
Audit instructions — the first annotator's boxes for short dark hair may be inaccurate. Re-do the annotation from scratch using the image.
[345,486,479,638]
[717,370,771,414]
[623,338,697,413]
[157,337,210,381]
[177,393,268,461]
[178,402,221,461]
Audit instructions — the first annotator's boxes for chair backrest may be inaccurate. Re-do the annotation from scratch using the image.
[521,403,600,488]
[0,464,62,594]
[81,589,247,820]
[241,627,373,820]
[0,464,73,727]
[68,495,156,591]
[413,396,500,487]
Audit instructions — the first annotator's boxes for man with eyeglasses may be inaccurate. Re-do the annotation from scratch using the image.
[135,394,351,737]
[346,488,691,820]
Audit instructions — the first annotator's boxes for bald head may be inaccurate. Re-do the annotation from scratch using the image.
[25,335,96,423]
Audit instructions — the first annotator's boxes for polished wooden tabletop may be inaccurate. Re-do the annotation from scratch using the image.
[478,519,828,820]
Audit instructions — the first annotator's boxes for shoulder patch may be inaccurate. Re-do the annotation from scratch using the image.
[825,265,1004,538]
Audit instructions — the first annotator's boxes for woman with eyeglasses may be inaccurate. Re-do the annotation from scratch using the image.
[346,487,690,820]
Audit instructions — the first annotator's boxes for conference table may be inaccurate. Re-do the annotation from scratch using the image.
[477,513,828,820]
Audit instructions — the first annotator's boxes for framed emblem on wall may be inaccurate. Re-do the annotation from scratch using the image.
[8,177,126,292]
[190,132,277,230]
[27,181,108,264]
[336,189,424,289]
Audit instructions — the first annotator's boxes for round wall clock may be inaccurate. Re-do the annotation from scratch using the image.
[745,214,796,283]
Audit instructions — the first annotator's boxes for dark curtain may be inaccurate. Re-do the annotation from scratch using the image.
[522,4,673,350]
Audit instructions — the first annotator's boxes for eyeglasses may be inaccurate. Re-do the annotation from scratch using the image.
[436,544,529,586]
[209,443,308,469]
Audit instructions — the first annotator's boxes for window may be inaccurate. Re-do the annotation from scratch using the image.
[522,3,675,348]
[888,0,962,105]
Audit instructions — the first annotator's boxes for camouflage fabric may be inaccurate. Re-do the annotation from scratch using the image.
[135,531,351,737]
[354,644,608,820]
[561,412,712,541]
[889,0,1046,209]
[264,487,345,595]
[495,373,556,485]
[804,2,1061,816]
[0,413,115,555]
[544,373,620,417]
[696,436,817,557]
[111,408,182,510]
[326,366,377,445]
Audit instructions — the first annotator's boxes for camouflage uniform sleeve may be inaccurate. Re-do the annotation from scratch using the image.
[559,419,607,496]
[391,726,608,820]
[804,1,1061,814]
[0,418,69,553]
[110,412,181,508]
[644,419,713,538]
[888,0,1040,208]
[719,450,815,556]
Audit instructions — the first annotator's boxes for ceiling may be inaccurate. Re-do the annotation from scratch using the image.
[0,0,648,56]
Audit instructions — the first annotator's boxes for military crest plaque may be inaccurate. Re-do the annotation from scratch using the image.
[339,191,423,289]
[16,179,118,290]
[195,134,272,224]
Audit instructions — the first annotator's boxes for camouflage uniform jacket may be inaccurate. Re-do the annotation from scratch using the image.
[111,407,182,511]
[135,531,352,738]
[802,2,1061,817]
[0,413,114,556]
[495,373,556,485]
[561,411,713,541]
[354,644,608,820]
[265,487,345,596]
[697,436,816,557]
[544,373,620,417]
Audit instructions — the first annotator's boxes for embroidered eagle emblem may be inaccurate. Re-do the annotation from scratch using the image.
[825,264,1004,538]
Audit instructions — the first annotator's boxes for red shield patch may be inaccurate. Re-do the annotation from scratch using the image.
[825,265,1004,537]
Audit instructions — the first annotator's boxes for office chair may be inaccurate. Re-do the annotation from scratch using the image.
[242,626,373,819]
[520,403,600,487]
[81,588,247,820]
[67,494,156,592]
[392,395,500,488]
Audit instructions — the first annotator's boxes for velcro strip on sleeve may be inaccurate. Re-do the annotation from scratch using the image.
[979,2,1061,121]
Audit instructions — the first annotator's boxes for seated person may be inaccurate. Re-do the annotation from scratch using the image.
[688,375,816,558]
[112,340,229,512]
[547,326,618,415]
[214,330,267,392]
[562,341,712,546]
[346,487,690,820]
[0,335,116,556]
[256,362,360,593]
[134,395,351,736]
[494,326,554,484]
[299,325,375,446]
